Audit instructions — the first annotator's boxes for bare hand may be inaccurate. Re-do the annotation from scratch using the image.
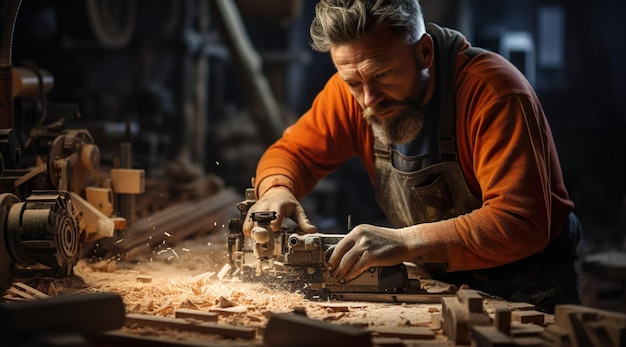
[327,224,411,283]
[242,186,317,236]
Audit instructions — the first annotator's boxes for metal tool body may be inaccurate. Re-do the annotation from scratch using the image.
[227,189,444,301]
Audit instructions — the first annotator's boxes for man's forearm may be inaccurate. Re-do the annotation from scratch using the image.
[254,174,296,199]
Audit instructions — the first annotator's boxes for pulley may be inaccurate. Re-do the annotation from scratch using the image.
[2,191,80,288]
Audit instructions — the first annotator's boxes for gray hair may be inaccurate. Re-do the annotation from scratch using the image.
[310,0,425,52]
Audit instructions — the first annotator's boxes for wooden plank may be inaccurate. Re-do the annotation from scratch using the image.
[94,330,215,347]
[125,313,255,340]
[264,312,371,347]
[368,326,435,340]
[175,309,219,322]
[509,302,535,311]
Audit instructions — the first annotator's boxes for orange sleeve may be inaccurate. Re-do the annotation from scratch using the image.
[254,73,375,199]
[415,51,574,271]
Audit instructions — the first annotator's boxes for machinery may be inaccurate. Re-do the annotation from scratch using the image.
[227,188,454,302]
[0,0,145,296]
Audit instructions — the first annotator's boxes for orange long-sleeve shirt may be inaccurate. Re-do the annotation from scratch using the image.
[255,46,574,272]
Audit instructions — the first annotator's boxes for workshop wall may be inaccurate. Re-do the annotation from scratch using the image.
[3,0,625,308]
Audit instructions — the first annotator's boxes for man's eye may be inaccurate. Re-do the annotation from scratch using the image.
[347,81,361,87]
[375,72,388,79]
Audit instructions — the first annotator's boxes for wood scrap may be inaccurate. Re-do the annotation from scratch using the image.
[175,308,219,322]
[511,310,545,325]
[371,337,404,346]
[136,275,152,283]
[7,286,37,300]
[13,282,50,299]
[210,305,248,315]
[125,313,256,340]
[368,326,435,340]
[94,330,222,347]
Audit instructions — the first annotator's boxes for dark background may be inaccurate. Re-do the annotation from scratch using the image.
[3,0,625,310]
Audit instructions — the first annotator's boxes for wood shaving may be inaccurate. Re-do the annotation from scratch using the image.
[27,233,457,344]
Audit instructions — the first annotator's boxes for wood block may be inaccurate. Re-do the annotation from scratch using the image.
[512,310,545,325]
[442,296,471,345]
[85,187,114,217]
[371,337,404,347]
[368,326,435,340]
[542,324,570,345]
[175,309,219,322]
[110,169,145,194]
[125,313,255,339]
[111,217,127,230]
[263,313,371,347]
[431,312,442,329]
[554,305,626,347]
[512,336,546,346]
[495,306,511,336]
[71,192,115,240]
[457,289,484,313]
[0,293,125,340]
[471,326,514,347]
[510,322,545,337]
[509,302,535,311]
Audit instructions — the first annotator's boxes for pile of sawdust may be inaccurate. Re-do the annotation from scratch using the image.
[74,252,441,330]
[6,231,446,344]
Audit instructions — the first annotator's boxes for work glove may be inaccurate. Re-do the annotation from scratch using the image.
[327,224,413,283]
[242,186,317,237]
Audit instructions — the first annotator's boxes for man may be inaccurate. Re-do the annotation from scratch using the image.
[243,0,581,313]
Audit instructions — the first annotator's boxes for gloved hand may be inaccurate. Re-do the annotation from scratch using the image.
[327,224,413,283]
[242,186,317,237]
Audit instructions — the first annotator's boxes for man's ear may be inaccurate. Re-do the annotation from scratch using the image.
[415,33,434,69]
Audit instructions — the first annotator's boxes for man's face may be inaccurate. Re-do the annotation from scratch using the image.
[331,25,431,145]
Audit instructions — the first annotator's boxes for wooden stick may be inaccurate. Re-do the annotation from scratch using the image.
[7,287,36,300]
[125,313,255,340]
[13,282,50,299]
[175,309,219,322]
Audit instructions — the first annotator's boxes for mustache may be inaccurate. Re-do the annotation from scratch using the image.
[368,100,408,115]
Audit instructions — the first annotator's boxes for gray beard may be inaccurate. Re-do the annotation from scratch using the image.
[364,107,424,145]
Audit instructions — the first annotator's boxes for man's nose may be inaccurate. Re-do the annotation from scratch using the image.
[363,84,383,108]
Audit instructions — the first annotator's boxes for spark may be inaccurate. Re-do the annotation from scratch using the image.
[164,231,171,237]
[115,239,123,244]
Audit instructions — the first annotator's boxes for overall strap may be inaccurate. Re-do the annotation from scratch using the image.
[426,23,486,162]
